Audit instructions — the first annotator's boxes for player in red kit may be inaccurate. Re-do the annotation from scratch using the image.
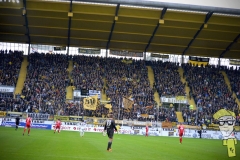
[178,123,185,144]
[145,124,149,137]
[23,116,32,136]
[54,119,62,134]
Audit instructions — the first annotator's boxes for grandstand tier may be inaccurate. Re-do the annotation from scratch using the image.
[15,56,28,95]
[178,67,196,110]
[221,71,240,110]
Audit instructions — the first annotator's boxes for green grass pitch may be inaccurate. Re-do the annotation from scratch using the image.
[0,127,239,160]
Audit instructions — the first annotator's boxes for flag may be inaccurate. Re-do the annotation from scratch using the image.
[105,104,112,113]
[83,95,99,110]
[104,104,112,109]
[146,105,153,110]
[122,97,134,109]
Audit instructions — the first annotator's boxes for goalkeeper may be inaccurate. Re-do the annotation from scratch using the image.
[104,114,117,152]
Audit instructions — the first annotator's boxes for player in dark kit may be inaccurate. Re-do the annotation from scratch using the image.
[104,114,117,152]
[15,116,20,130]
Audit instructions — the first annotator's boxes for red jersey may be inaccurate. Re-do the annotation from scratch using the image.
[56,120,61,126]
[26,117,32,125]
[146,126,149,132]
[178,125,184,133]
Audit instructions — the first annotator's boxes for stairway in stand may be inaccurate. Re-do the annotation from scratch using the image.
[178,67,196,110]
[221,71,240,110]
[66,60,73,100]
[146,66,161,106]
[176,112,184,122]
[15,56,28,96]
[101,78,107,101]
[176,67,196,123]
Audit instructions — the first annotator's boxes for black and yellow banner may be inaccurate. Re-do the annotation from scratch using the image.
[54,116,69,121]
[176,96,186,101]
[0,111,6,117]
[104,104,113,113]
[189,56,209,66]
[69,116,83,122]
[122,97,134,109]
[83,95,99,110]
[53,116,83,122]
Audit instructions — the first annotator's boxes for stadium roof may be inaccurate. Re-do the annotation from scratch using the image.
[0,0,240,59]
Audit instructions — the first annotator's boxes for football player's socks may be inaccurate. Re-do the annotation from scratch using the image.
[109,142,112,149]
[107,142,111,150]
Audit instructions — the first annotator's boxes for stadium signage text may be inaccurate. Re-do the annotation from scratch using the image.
[151,53,169,59]
[78,48,101,54]
[0,86,15,93]
[73,90,81,97]
[160,97,187,104]
[53,46,66,51]
[88,90,101,99]
[229,60,240,66]
[110,50,143,57]
[189,56,209,62]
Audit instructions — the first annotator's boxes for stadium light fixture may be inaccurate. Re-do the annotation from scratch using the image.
[167,8,207,14]
[213,12,240,17]
[120,4,162,10]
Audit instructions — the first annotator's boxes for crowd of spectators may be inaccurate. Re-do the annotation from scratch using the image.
[225,66,240,100]
[2,51,239,126]
[149,61,185,97]
[72,55,104,91]
[182,63,239,126]
[11,53,70,114]
[0,50,23,86]
[104,58,155,120]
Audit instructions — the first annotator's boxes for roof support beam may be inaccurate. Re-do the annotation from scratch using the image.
[23,0,31,46]
[67,0,73,55]
[106,3,120,50]
[182,11,213,56]
[219,34,240,58]
[145,7,167,52]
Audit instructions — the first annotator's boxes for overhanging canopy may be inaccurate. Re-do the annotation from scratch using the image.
[0,0,239,59]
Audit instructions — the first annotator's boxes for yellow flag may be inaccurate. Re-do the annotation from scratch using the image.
[83,95,99,110]
[123,97,134,109]
[104,104,112,109]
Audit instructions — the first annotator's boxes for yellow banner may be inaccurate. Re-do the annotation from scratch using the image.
[0,111,6,117]
[83,95,99,110]
[189,60,208,66]
[54,116,69,121]
[22,113,28,119]
[123,97,134,109]
[141,114,149,118]
[69,116,83,122]
[176,96,186,101]
[7,112,23,115]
